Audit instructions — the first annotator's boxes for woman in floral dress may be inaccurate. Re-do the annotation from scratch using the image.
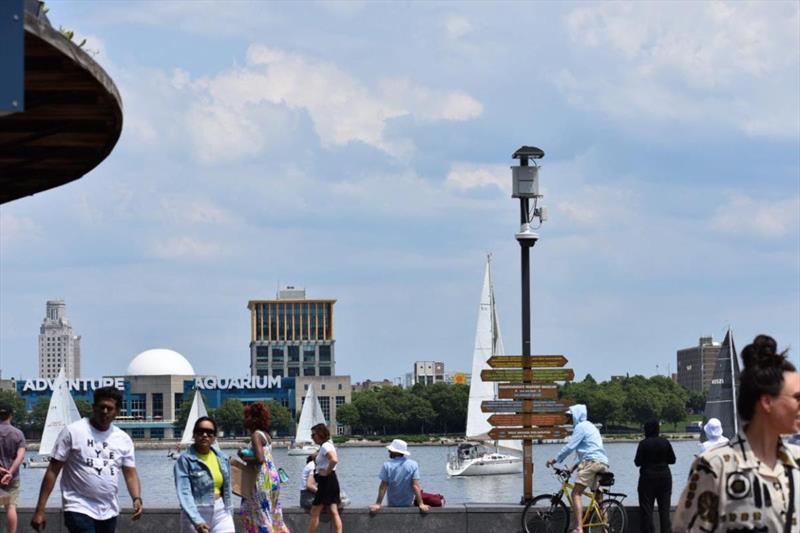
[239,402,290,533]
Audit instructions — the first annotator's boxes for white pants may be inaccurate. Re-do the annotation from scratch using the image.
[180,497,235,533]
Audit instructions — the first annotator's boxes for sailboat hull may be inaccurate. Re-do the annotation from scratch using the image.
[447,453,523,476]
[27,456,51,468]
[287,444,320,456]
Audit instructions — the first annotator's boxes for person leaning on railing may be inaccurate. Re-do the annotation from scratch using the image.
[672,334,800,532]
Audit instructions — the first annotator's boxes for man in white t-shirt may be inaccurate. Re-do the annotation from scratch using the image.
[30,387,143,533]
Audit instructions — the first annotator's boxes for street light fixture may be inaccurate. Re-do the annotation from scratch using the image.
[511,145,546,503]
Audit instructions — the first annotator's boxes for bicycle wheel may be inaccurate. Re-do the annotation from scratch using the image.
[522,494,570,533]
[600,499,627,533]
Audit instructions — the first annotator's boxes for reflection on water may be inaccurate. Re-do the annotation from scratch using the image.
[17,440,700,507]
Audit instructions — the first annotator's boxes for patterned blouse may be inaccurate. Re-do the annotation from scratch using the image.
[673,433,799,532]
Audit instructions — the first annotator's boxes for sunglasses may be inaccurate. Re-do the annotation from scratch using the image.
[195,428,215,436]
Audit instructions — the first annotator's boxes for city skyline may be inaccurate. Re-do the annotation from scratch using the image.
[1,2,798,383]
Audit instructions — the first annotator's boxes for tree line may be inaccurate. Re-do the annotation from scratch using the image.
[334,376,704,436]
[336,383,469,435]
[0,390,294,439]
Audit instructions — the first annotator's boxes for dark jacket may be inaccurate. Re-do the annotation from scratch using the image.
[634,436,676,476]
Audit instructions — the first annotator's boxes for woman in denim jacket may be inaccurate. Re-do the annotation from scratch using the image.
[174,416,235,533]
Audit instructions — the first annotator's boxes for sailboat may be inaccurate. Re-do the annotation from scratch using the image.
[288,384,327,456]
[170,390,208,459]
[29,368,82,468]
[702,327,740,441]
[447,256,523,476]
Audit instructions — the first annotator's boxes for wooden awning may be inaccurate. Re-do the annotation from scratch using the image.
[0,10,122,204]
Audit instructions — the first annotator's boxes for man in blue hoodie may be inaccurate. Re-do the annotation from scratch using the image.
[546,404,608,533]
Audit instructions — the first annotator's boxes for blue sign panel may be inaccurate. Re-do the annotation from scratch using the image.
[0,0,25,113]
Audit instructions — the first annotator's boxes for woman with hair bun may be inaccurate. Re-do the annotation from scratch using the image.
[673,334,800,532]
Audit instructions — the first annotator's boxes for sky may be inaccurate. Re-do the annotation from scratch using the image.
[1,1,799,384]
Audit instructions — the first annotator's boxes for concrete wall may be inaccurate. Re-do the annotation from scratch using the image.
[4,505,674,532]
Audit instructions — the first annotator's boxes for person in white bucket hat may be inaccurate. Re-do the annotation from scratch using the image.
[368,439,430,514]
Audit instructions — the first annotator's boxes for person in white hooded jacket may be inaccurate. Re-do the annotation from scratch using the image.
[699,417,729,452]
[546,404,609,533]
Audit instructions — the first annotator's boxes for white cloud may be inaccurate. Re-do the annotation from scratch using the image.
[158,196,237,226]
[445,163,508,192]
[560,2,800,137]
[710,193,800,238]
[0,212,41,248]
[444,15,474,40]
[380,78,483,122]
[150,236,225,259]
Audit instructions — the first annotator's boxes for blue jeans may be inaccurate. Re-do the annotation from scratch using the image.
[64,511,118,533]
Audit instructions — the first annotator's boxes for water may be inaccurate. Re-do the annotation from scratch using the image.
[16,441,699,508]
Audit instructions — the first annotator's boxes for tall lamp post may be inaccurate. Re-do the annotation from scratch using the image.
[511,146,547,502]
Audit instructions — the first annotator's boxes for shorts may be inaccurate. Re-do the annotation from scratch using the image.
[180,498,235,533]
[1,479,19,506]
[575,460,608,490]
[313,471,341,506]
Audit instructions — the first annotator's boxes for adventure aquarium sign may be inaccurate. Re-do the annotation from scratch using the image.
[195,376,282,390]
[23,378,125,392]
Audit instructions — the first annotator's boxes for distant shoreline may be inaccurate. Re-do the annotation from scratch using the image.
[25,433,700,451]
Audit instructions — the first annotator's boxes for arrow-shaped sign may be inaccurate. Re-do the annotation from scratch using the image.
[481,368,575,382]
[488,427,568,440]
[498,383,558,400]
[481,399,573,413]
[486,355,568,368]
[487,413,567,426]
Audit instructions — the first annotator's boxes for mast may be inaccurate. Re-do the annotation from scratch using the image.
[728,326,738,435]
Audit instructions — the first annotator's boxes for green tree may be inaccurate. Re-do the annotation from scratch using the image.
[405,394,436,434]
[0,390,28,427]
[265,401,291,434]
[335,403,360,434]
[686,390,706,414]
[75,399,93,418]
[215,398,244,437]
[662,394,688,431]
[353,390,392,434]
[624,383,664,426]
[30,396,51,434]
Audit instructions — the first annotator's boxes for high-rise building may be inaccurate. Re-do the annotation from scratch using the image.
[677,336,721,393]
[248,287,336,379]
[413,361,445,385]
[38,300,81,379]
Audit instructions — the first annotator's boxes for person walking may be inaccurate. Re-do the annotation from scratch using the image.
[174,416,235,533]
[699,417,729,452]
[673,334,800,532]
[0,401,26,533]
[30,386,143,533]
[300,453,317,510]
[546,404,609,533]
[238,401,289,533]
[368,439,430,514]
[308,423,342,533]
[634,420,676,533]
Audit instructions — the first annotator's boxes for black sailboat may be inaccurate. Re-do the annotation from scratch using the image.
[701,328,740,441]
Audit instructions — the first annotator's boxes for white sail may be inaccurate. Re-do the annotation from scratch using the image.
[180,390,208,446]
[295,385,327,445]
[39,368,81,457]
[466,260,497,441]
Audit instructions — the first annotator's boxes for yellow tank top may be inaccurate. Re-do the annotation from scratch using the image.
[196,450,223,497]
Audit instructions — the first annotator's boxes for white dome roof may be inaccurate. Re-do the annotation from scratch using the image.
[126,348,195,376]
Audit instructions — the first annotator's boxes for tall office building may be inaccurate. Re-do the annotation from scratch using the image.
[676,336,721,393]
[38,300,81,379]
[413,361,445,385]
[248,287,336,378]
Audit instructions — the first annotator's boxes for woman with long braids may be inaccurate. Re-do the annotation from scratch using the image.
[673,334,800,532]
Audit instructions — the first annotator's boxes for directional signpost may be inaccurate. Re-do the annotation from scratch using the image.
[488,427,569,440]
[487,413,567,427]
[497,383,558,400]
[486,355,567,368]
[481,400,572,413]
[481,368,575,382]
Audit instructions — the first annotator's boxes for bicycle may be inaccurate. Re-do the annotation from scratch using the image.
[522,464,628,533]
